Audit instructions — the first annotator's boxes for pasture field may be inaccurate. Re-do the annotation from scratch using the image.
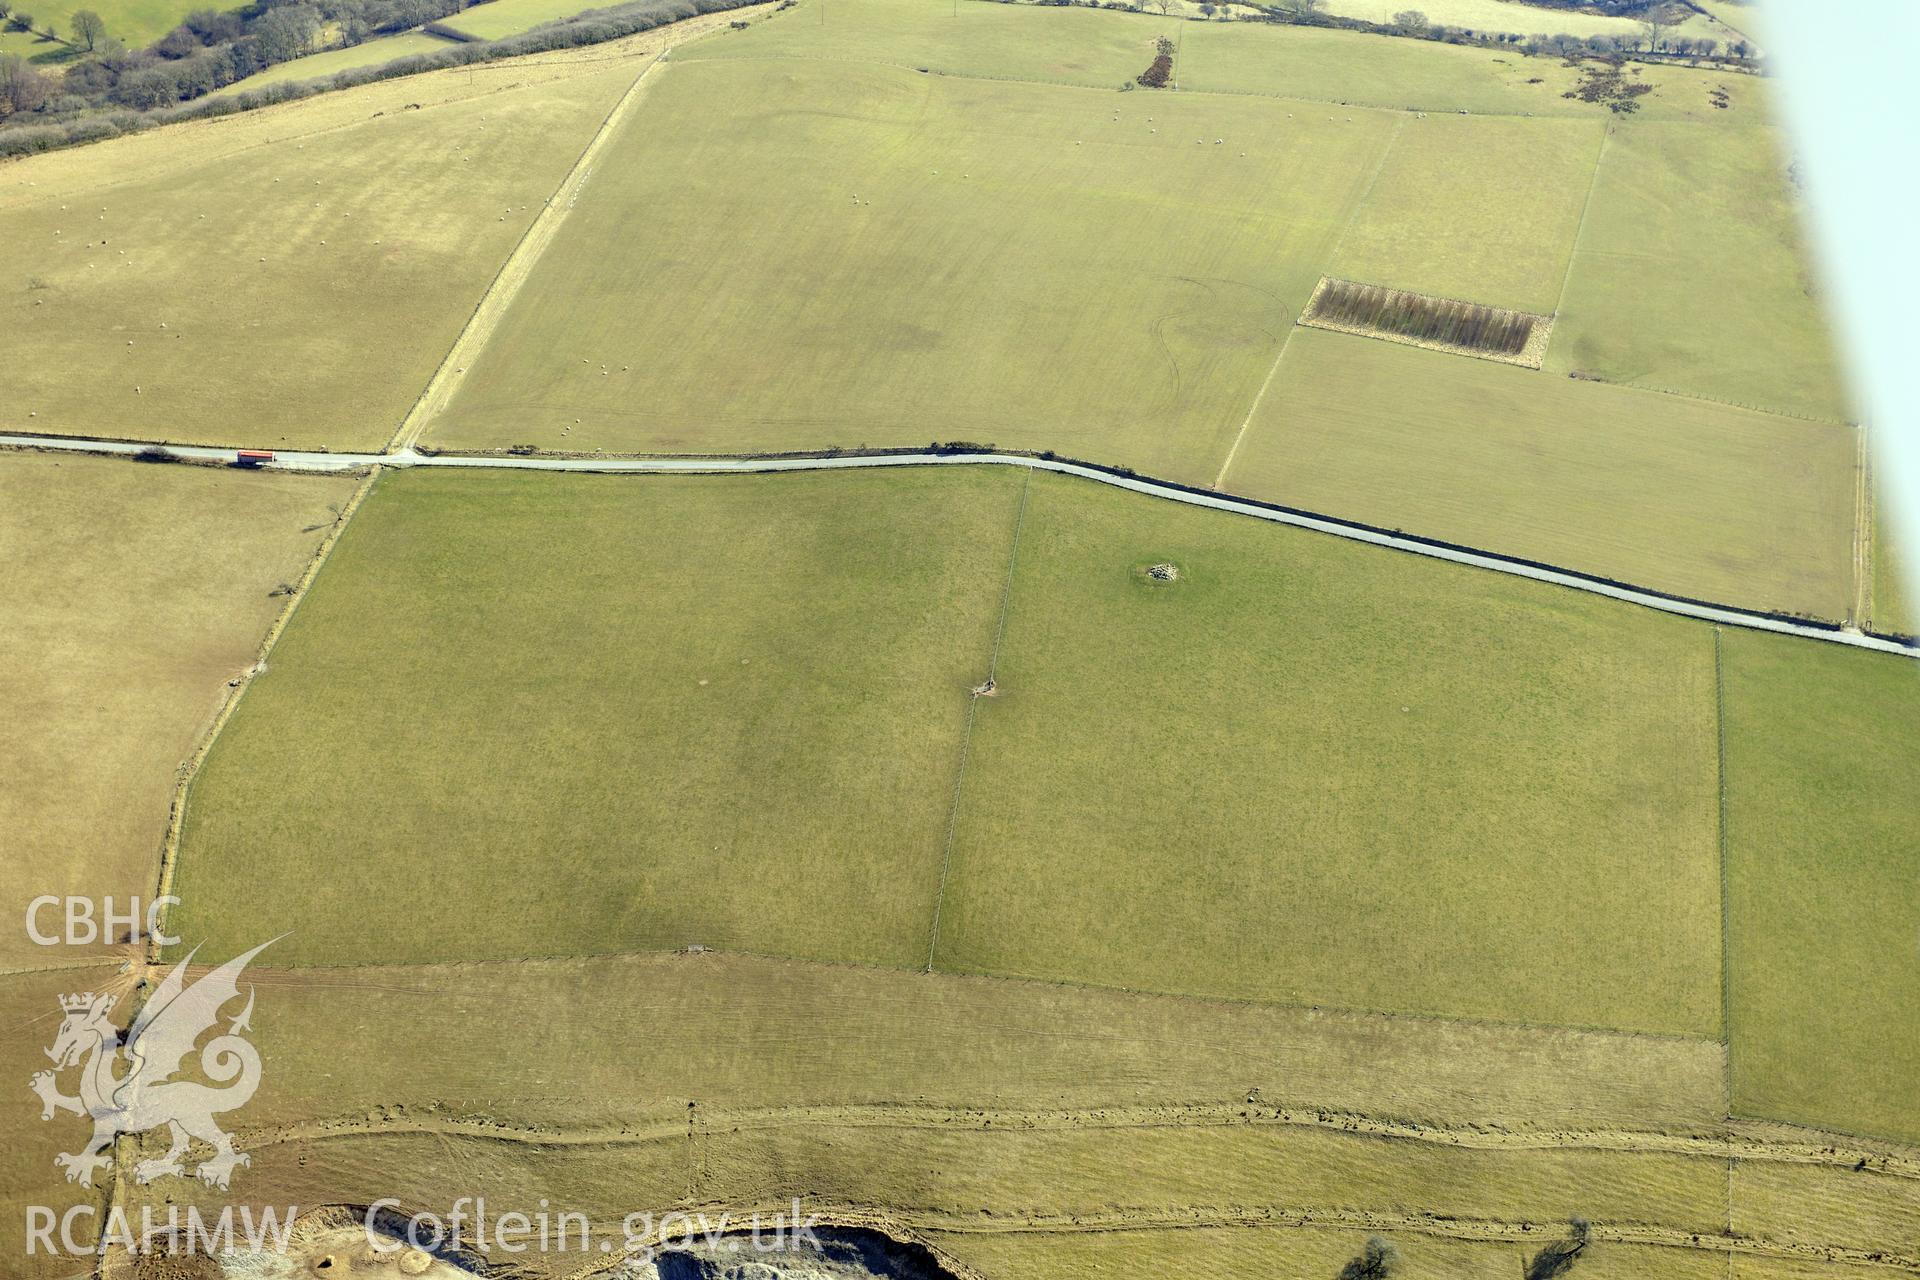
[202,952,1731,1132]
[0,27,81,68]
[938,470,1722,1035]
[0,47,649,451]
[168,466,1026,968]
[440,0,627,39]
[1551,119,1850,423]
[1692,0,1761,47]
[102,950,1918,1276]
[1873,506,1914,637]
[173,466,1737,1041]
[213,30,459,94]
[0,966,128,1279]
[1176,15,1745,121]
[0,452,358,969]
[689,0,1753,120]
[421,57,1392,480]
[1315,0,1734,44]
[680,0,1180,88]
[930,1231,1897,1280]
[1329,111,1602,314]
[1721,629,1920,1144]
[0,0,205,63]
[1221,328,1859,620]
[122,1122,1911,1280]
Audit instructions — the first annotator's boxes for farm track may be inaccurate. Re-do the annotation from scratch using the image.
[1211,114,1406,490]
[4,434,1915,661]
[235,1101,1920,1180]
[386,49,675,452]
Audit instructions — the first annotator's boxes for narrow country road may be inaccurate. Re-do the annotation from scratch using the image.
[4,432,1913,661]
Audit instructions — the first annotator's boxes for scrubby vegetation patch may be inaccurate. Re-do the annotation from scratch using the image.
[1135,34,1171,87]
[1302,277,1551,367]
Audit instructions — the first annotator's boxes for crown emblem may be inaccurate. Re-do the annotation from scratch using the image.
[59,992,104,1013]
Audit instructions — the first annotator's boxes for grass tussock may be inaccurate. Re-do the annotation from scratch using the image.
[1307,279,1537,357]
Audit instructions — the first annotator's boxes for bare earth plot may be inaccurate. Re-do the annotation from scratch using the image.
[1221,327,1858,620]
[168,466,1025,968]
[1721,629,1920,1144]
[1551,118,1852,423]
[420,57,1393,482]
[0,48,651,451]
[938,470,1723,1036]
[0,452,358,970]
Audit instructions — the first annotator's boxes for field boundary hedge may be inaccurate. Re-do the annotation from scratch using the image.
[0,0,764,161]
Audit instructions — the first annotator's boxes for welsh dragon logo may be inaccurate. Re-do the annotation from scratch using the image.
[31,938,275,1190]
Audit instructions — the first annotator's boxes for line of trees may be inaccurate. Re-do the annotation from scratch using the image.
[1329,1222,1593,1280]
[1309,279,1537,356]
[0,0,760,157]
[1265,1,1749,61]
[1012,0,1753,64]
[1,0,489,120]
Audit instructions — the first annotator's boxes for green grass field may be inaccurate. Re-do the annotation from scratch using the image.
[2,0,1850,620]
[1721,629,1920,1144]
[682,0,1181,89]
[1223,328,1859,620]
[170,466,1025,968]
[1316,0,1734,43]
[1329,111,1602,314]
[0,26,83,68]
[440,0,620,39]
[0,51,645,450]
[1179,16,1747,121]
[1551,119,1851,422]
[423,57,1392,481]
[111,937,1907,1277]
[114,950,1768,1280]
[1873,504,1915,637]
[938,470,1723,1035]
[933,1231,1898,1280]
[0,968,129,1279]
[690,0,1749,120]
[0,0,206,62]
[214,30,459,94]
[203,952,1730,1132]
[932,1230,1748,1280]
[175,466,1733,1039]
[0,453,357,970]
